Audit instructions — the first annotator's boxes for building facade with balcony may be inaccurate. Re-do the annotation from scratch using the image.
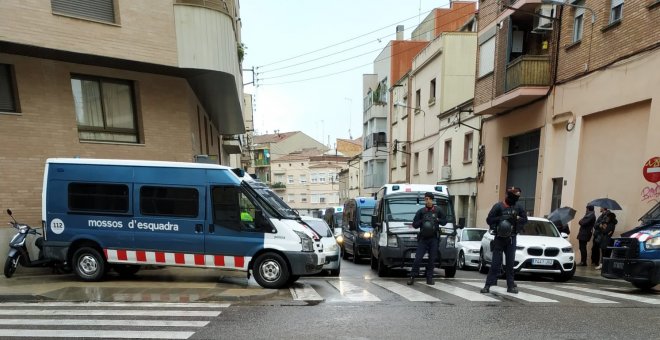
[0,0,245,223]
[474,0,660,241]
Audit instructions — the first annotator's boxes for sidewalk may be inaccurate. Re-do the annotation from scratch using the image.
[571,264,627,286]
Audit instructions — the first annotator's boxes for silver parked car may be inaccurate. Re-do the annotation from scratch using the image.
[301,216,341,276]
[456,228,487,270]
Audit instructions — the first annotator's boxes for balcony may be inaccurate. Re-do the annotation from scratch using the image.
[505,55,551,92]
[254,158,270,167]
[222,134,244,154]
[270,182,286,191]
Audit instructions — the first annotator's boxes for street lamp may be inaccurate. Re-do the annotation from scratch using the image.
[542,0,595,23]
[394,102,425,116]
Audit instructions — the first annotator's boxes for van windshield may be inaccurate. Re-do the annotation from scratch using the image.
[242,181,298,219]
[304,219,333,238]
[360,208,374,224]
[385,194,454,222]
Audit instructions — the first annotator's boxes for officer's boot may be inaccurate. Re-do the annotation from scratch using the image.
[480,285,490,293]
[407,276,415,285]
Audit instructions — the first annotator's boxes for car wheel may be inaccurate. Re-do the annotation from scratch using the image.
[554,263,576,282]
[252,252,290,289]
[370,252,378,269]
[342,244,349,260]
[377,256,390,277]
[352,245,360,264]
[73,247,106,282]
[458,251,466,270]
[444,265,457,278]
[632,281,657,291]
[329,264,340,277]
[478,250,489,274]
[287,275,300,286]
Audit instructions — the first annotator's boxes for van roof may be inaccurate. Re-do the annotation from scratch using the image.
[46,158,234,171]
[378,183,449,199]
[353,197,376,207]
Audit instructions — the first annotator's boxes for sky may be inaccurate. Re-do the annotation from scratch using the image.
[240,0,471,148]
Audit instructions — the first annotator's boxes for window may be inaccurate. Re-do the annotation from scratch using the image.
[478,37,495,77]
[287,194,295,203]
[300,193,307,203]
[319,196,326,204]
[0,64,19,113]
[274,174,284,183]
[68,183,129,213]
[311,173,318,183]
[212,186,260,231]
[71,75,139,143]
[299,175,307,183]
[311,194,320,203]
[51,0,116,23]
[429,79,436,103]
[444,140,452,166]
[427,148,434,173]
[573,1,585,42]
[140,186,199,217]
[413,152,420,175]
[464,132,474,162]
[551,178,563,212]
[319,173,326,183]
[401,145,407,166]
[610,0,623,23]
[287,175,294,184]
[415,89,421,109]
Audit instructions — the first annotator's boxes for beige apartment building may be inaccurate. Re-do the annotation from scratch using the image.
[0,0,247,224]
[474,0,660,244]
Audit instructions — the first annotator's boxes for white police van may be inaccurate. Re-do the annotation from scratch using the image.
[370,184,458,277]
[41,158,325,288]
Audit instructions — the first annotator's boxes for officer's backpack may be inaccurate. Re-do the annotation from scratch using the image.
[419,208,437,238]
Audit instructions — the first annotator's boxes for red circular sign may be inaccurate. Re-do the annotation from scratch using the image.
[643,157,660,183]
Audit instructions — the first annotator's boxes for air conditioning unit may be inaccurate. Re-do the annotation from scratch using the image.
[441,166,452,180]
[533,4,554,32]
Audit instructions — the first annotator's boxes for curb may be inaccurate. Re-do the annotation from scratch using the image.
[571,274,628,286]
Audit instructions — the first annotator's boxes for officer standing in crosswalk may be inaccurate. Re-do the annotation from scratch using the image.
[481,187,528,294]
[407,192,447,286]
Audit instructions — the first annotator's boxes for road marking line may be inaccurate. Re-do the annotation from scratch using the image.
[0,329,194,339]
[372,280,440,302]
[517,284,617,304]
[462,282,558,303]
[290,284,324,301]
[0,309,220,317]
[0,302,229,308]
[0,319,209,327]
[559,285,660,305]
[427,282,499,302]
[328,280,381,302]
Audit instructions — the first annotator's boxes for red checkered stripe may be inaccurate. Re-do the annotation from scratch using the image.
[104,249,250,270]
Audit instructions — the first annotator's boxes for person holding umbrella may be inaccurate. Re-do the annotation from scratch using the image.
[577,205,596,266]
[592,207,609,268]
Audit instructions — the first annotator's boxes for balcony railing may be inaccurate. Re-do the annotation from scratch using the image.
[505,55,551,92]
[254,158,270,167]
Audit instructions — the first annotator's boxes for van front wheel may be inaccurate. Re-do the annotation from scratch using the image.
[73,247,106,281]
[253,253,290,289]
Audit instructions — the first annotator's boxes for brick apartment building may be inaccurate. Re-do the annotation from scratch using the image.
[0,0,246,224]
[474,0,660,245]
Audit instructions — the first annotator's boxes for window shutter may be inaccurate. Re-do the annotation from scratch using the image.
[51,0,116,23]
[611,0,624,7]
[0,64,16,112]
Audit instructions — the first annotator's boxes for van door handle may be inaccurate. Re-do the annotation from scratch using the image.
[208,224,215,233]
[195,224,203,233]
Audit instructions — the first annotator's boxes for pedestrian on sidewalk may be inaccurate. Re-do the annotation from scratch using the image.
[577,205,596,266]
[597,212,618,269]
[480,187,528,294]
[407,192,447,286]
[592,207,609,268]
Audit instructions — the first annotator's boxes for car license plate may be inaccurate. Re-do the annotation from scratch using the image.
[317,254,326,265]
[613,261,624,269]
[410,253,429,259]
[532,258,553,266]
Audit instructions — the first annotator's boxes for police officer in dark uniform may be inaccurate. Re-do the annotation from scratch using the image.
[407,192,447,286]
[480,187,528,294]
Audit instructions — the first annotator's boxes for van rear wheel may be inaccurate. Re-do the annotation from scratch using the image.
[73,247,106,281]
[253,253,290,289]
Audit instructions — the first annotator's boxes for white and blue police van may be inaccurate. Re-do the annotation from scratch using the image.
[370,184,458,278]
[41,158,325,288]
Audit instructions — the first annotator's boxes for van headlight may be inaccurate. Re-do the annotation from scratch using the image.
[360,232,372,239]
[335,235,344,244]
[446,236,455,248]
[387,235,398,247]
[294,230,314,252]
[561,247,574,253]
[327,243,338,252]
[645,237,660,250]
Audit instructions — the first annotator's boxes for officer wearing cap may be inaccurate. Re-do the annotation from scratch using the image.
[480,187,528,294]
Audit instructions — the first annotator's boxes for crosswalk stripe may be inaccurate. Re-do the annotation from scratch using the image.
[0,319,209,327]
[328,280,381,302]
[0,309,220,317]
[0,302,229,308]
[559,285,660,305]
[462,282,558,302]
[290,284,324,301]
[517,284,617,304]
[0,329,194,339]
[371,280,440,302]
[426,282,499,302]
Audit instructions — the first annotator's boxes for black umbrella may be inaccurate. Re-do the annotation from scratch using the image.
[588,198,623,210]
[547,206,577,226]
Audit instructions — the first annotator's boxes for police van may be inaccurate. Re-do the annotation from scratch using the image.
[370,184,458,277]
[41,158,325,288]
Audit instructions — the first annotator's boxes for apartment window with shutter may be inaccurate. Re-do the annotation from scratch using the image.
[429,79,436,104]
[71,75,139,143]
[415,89,421,109]
[300,193,307,203]
[610,0,623,23]
[478,37,495,77]
[413,152,420,175]
[287,194,295,203]
[573,1,585,42]
[0,64,19,113]
[444,140,452,166]
[287,175,294,184]
[464,132,473,163]
[51,0,117,23]
[427,148,434,173]
[299,175,307,183]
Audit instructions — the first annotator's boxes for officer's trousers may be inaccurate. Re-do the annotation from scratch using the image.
[410,236,438,279]
[485,235,516,288]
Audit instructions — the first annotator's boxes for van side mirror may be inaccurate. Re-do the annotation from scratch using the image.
[348,220,356,231]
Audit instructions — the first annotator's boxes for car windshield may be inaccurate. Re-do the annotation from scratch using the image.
[304,219,333,237]
[360,208,374,224]
[463,229,487,241]
[519,220,560,237]
[243,181,298,219]
[334,212,343,227]
[385,194,453,222]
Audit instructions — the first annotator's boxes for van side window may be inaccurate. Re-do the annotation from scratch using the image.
[68,183,129,213]
[212,186,260,231]
[140,186,198,217]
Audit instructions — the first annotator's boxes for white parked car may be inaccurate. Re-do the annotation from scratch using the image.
[456,228,488,270]
[479,217,576,281]
[301,216,341,276]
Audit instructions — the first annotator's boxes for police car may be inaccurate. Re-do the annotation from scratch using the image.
[479,217,576,281]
